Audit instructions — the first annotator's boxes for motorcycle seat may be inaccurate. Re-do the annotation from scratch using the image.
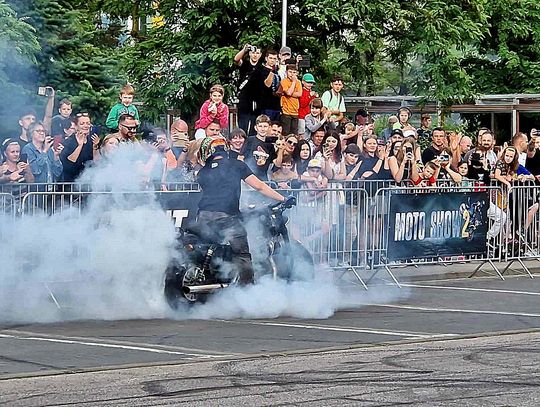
[182,220,223,245]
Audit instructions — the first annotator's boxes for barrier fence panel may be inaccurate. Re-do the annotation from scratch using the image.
[0,192,15,218]
[501,182,540,277]
[367,184,506,285]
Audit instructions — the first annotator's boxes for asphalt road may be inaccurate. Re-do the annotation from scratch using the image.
[2,269,540,406]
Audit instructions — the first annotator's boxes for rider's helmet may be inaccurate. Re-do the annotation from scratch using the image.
[199,136,229,163]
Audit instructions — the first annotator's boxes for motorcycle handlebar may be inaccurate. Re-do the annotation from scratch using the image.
[269,195,296,211]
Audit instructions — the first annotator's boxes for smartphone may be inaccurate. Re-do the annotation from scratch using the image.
[19,153,28,163]
[37,86,53,97]
[53,136,63,150]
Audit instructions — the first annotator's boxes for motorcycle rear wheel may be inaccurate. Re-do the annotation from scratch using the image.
[164,263,208,308]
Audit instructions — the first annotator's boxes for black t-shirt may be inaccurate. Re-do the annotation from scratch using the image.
[252,65,281,111]
[468,165,491,184]
[15,137,28,149]
[59,134,94,182]
[526,149,540,176]
[237,60,260,108]
[358,155,380,178]
[197,154,253,215]
[241,136,276,179]
[344,163,361,205]
[51,115,72,137]
[422,145,443,164]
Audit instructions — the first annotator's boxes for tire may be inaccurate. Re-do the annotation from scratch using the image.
[164,262,208,308]
[274,240,315,282]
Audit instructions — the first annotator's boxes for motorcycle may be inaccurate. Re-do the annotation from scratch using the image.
[164,198,314,307]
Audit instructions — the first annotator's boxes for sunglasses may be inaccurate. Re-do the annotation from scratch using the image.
[346,153,359,158]
[121,124,138,131]
[286,140,298,146]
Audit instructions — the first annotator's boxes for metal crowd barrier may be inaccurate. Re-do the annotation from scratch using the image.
[5,179,540,288]
[0,192,15,218]
[368,184,507,285]
[500,182,540,277]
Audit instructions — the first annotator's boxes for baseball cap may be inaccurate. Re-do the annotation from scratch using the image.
[279,46,292,55]
[344,144,361,155]
[307,158,322,169]
[390,129,404,138]
[302,73,315,83]
[403,129,417,138]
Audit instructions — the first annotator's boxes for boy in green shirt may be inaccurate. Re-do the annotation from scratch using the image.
[106,84,140,131]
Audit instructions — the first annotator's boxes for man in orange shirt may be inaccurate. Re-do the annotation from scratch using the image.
[279,64,303,135]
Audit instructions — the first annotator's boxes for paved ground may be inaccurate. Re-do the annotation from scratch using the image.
[1,264,540,406]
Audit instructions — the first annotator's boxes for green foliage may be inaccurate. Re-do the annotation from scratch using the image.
[0,0,123,136]
[0,0,40,134]
[4,0,540,133]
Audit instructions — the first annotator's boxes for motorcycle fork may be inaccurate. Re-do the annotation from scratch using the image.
[268,239,278,280]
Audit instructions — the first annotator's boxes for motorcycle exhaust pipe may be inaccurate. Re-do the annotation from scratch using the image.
[182,283,229,294]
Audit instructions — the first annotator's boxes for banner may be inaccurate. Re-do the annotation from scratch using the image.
[387,191,489,261]
[157,191,201,228]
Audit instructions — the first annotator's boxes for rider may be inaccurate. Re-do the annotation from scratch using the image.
[197,137,291,285]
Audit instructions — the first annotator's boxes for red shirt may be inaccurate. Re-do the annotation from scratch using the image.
[413,175,437,186]
[298,87,316,119]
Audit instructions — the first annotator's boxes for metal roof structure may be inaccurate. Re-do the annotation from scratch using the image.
[344,94,540,134]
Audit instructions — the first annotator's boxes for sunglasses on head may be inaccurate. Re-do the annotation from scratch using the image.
[76,112,90,117]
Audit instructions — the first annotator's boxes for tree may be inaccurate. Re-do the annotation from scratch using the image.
[0,0,40,135]
[0,0,124,136]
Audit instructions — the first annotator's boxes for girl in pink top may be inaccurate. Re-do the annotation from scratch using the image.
[194,84,229,139]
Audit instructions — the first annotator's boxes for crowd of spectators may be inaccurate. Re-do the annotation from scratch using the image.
[2,45,540,227]
[2,44,540,267]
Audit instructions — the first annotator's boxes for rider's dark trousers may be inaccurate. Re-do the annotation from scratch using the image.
[197,211,255,285]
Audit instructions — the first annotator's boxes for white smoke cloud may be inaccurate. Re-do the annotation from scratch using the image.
[0,144,406,325]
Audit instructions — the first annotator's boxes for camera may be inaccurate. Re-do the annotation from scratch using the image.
[297,55,311,69]
[37,86,53,97]
[285,54,311,69]
[437,153,450,162]
[141,130,157,143]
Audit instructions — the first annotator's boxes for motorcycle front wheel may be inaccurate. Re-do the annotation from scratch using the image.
[273,239,315,282]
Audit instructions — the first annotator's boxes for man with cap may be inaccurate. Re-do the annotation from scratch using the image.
[389,128,405,144]
[298,73,318,138]
[278,46,292,79]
